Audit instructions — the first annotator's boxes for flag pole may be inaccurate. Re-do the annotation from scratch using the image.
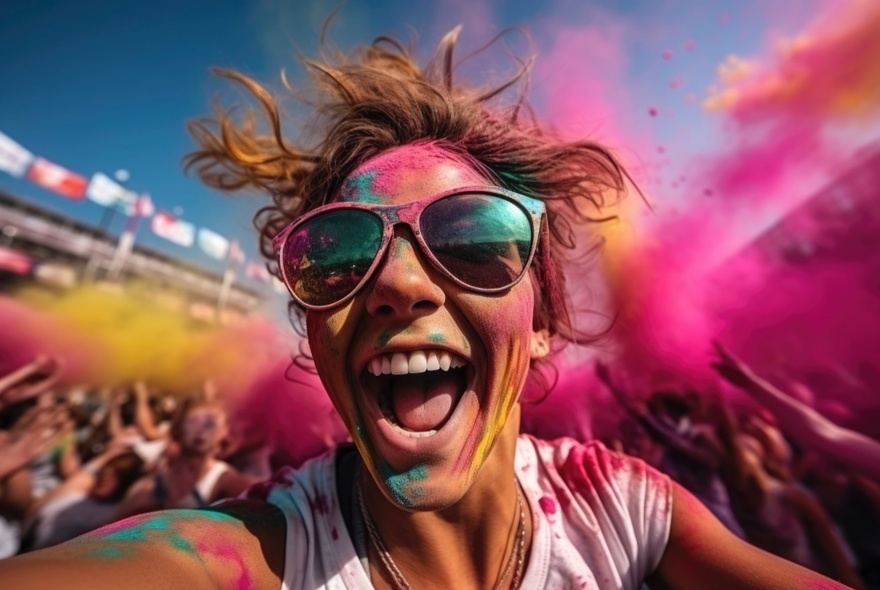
[107,194,151,281]
[217,240,241,318]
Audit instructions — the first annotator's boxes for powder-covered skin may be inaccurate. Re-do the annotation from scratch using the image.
[307,143,541,509]
[338,169,382,204]
[61,511,255,590]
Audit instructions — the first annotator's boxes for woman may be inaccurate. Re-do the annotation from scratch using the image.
[0,29,854,589]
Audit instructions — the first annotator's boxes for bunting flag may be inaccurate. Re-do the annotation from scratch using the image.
[228,240,245,265]
[132,194,155,218]
[86,172,138,211]
[0,131,34,177]
[27,157,88,200]
[197,228,230,260]
[150,210,195,247]
[245,261,271,283]
[0,245,33,275]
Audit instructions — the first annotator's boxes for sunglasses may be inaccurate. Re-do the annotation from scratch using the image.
[273,186,546,310]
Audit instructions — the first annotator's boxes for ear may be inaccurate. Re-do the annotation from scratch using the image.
[529,329,551,360]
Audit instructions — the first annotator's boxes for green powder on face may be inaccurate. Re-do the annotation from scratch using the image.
[378,332,392,346]
[340,171,382,204]
[428,333,446,344]
[380,463,428,508]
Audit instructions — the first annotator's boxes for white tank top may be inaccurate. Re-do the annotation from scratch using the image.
[245,436,672,589]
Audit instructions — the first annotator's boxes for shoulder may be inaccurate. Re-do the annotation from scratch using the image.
[518,436,674,586]
[8,505,286,590]
[521,435,671,499]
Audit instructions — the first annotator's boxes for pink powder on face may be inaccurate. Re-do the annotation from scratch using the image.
[350,143,488,201]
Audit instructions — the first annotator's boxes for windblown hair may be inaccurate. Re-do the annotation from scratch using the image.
[186,27,628,351]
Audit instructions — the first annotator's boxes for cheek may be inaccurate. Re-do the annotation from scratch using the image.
[468,286,535,355]
[306,308,359,417]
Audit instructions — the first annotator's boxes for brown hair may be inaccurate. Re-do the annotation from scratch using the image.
[186,27,628,353]
[98,452,144,502]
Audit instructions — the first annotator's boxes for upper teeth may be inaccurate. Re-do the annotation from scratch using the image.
[367,350,466,376]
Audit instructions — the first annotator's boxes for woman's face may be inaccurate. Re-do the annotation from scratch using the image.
[306,144,547,510]
[179,406,227,454]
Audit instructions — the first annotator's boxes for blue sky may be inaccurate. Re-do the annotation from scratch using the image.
[0,0,828,292]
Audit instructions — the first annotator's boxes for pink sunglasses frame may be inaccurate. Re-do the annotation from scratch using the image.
[272,185,547,310]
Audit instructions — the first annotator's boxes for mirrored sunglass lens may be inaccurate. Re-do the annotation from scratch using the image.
[421,194,533,289]
[281,210,383,306]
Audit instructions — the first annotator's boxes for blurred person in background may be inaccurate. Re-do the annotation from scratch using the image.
[596,362,746,539]
[0,356,68,558]
[21,445,144,551]
[116,397,253,516]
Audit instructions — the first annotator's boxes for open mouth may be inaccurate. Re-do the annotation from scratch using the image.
[361,350,473,438]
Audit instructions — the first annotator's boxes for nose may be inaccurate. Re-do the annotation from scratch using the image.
[365,229,445,319]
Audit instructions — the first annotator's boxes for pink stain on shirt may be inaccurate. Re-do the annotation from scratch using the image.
[539,495,558,515]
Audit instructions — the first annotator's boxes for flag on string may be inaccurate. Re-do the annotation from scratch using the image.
[150,210,195,247]
[197,228,230,260]
[245,261,270,282]
[86,172,138,210]
[0,245,33,275]
[0,131,33,177]
[27,158,87,200]
[132,194,155,217]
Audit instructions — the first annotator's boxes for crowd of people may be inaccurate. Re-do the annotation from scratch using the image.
[0,24,876,586]
[0,356,260,557]
[596,344,880,590]
[2,343,878,587]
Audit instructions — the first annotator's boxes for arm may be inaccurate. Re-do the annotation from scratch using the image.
[106,392,125,441]
[712,342,880,482]
[132,381,165,441]
[0,356,62,411]
[648,482,855,590]
[55,428,80,480]
[787,485,864,590]
[24,443,130,524]
[0,502,286,590]
[0,408,60,481]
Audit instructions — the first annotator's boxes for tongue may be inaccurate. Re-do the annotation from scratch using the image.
[391,373,458,432]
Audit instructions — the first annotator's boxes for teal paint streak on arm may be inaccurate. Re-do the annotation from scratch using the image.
[80,510,240,560]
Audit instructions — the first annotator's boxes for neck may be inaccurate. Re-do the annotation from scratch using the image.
[360,406,531,589]
[176,449,214,466]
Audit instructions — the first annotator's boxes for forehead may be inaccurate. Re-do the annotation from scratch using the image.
[336,144,488,205]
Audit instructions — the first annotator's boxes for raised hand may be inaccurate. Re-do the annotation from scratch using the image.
[710,341,758,390]
[0,355,63,410]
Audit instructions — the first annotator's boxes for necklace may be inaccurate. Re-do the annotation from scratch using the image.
[357,478,527,590]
